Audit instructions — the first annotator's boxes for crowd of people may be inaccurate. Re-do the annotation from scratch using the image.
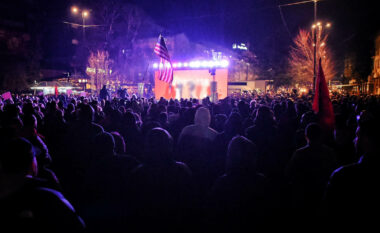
[0,92,379,232]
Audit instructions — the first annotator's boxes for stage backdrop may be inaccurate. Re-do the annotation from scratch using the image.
[154,69,228,100]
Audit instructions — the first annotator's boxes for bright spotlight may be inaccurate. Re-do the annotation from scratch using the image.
[220,60,229,67]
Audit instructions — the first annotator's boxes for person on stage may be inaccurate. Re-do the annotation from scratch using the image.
[99,85,110,101]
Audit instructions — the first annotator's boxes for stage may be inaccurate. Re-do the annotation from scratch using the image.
[154,68,228,100]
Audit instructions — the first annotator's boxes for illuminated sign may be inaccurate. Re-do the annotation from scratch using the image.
[232,43,248,50]
[86,67,112,74]
[153,59,229,69]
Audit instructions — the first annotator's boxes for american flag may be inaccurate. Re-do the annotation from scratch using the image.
[154,35,173,83]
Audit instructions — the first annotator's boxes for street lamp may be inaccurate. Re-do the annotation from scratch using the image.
[81,10,89,41]
[71,6,90,42]
[312,21,331,90]
[71,6,78,14]
[78,79,88,91]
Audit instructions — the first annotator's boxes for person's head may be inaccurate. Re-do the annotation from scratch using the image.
[273,103,282,118]
[254,105,275,126]
[23,114,37,129]
[295,101,307,117]
[238,100,249,117]
[354,111,380,155]
[0,137,37,177]
[141,120,162,137]
[305,123,321,144]
[71,98,77,106]
[226,136,257,175]
[48,100,58,112]
[57,101,64,110]
[3,104,20,118]
[214,114,227,132]
[249,100,256,110]
[67,103,75,113]
[224,112,242,135]
[124,111,136,126]
[194,107,211,127]
[144,127,173,163]
[3,116,23,138]
[300,111,317,128]
[147,103,160,119]
[111,131,126,154]
[78,104,94,122]
[93,132,115,158]
[286,99,296,114]
[22,102,35,116]
[159,112,168,124]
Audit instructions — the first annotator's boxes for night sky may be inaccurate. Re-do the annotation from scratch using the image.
[2,0,379,75]
[137,0,379,73]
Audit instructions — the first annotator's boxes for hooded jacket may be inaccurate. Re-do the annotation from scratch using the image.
[178,107,218,141]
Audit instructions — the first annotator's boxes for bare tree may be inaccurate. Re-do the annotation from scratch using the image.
[230,50,259,81]
[90,1,144,51]
[86,50,113,92]
[87,1,153,83]
[288,28,336,86]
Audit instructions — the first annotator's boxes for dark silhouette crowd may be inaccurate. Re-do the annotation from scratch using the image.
[1,92,379,232]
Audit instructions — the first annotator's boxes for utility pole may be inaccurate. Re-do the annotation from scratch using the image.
[246,63,249,81]
[82,15,86,42]
[313,0,318,92]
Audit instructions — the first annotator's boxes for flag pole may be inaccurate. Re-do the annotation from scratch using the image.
[142,33,164,96]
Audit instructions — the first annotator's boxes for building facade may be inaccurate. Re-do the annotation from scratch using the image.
[369,33,380,94]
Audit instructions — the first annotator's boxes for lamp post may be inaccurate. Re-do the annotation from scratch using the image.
[78,79,88,91]
[246,63,250,81]
[312,0,318,91]
[312,21,331,90]
[277,0,330,91]
[71,6,89,42]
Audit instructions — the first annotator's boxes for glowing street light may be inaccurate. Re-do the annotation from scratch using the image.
[82,10,89,18]
[313,22,331,31]
[71,6,78,14]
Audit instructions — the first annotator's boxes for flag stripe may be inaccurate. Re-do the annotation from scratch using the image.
[154,47,170,61]
[154,50,170,61]
[158,59,173,83]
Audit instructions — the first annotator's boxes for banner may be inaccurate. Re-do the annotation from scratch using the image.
[1,92,12,100]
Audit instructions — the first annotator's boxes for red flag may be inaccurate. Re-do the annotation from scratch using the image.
[312,58,335,130]
[54,85,58,97]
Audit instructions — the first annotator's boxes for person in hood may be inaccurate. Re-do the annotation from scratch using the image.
[178,107,218,142]
[176,107,218,197]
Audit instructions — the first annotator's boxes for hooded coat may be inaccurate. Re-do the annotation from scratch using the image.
[176,107,219,196]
